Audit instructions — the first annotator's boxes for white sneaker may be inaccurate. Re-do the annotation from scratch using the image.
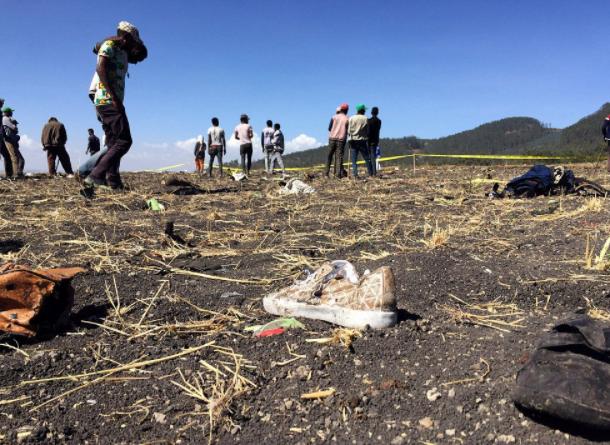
[263,261,397,329]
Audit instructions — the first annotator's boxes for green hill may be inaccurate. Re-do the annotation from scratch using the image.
[256,104,610,168]
[423,117,557,154]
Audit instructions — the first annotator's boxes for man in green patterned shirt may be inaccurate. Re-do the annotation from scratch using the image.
[83,21,146,195]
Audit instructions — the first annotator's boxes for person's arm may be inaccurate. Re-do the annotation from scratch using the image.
[221,130,226,154]
[248,126,254,140]
[41,125,46,148]
[328,118,334,132]
[86,137,91,154]
[261,131,265,151]
[207,131,212,150]
[235,128,240,140]
[60,124,67,145]
[96,45,123,113]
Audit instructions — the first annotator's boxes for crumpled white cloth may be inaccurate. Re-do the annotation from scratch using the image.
[279,178,316,195]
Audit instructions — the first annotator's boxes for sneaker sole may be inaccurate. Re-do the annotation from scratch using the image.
[263,297,397,329]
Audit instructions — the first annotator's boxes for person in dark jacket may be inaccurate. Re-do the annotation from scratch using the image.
[0,98,12,178]
[86,129,101,156]
[367,107,382,176]
[603,115,610,173]
[2,107,24,178]
[41,117,73,176]
[194,138,206,174]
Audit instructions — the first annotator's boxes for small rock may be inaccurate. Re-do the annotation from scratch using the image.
[426,388,441,402]
[418,417,434,429]
[447,388,456,398]
[497,434,515,443]
[446,429,456,436]
[293,365,310,381]
[477,403,489,413]
[153,412,167,424]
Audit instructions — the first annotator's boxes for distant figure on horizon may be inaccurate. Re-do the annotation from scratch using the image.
[269,122,285,176]
[325,103,349,178]
[0,98,13,178]
[41,117,73,177]
[262,120,275,174]
[82,21,147,195]
[86,128,101,156]
[603,115,610,173]
[368,107,382,176]
[348,104,372,178]
[207,117,226,177]
[235,114,254,176]
[194,137,206,174]
[2,107,24,178]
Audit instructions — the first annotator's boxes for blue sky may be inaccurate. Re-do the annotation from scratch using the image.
[2,0,609,171]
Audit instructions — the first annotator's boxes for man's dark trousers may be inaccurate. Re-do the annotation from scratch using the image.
[0,139,12,178]
[240,143,253,174]
[45,145,74,175]
[325,139,347,177]
[368,143,378,176]
[350,140,373,177]
[89,105,132,187]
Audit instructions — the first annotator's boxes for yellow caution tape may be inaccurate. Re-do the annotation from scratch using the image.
[414,154,568,160]
[146,163,186,172]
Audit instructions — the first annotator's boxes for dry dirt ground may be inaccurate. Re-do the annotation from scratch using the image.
[1,163,610,444]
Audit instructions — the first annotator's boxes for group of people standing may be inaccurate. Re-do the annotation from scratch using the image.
[0,96,104,179]
[3,21,384,190]
[193,115,286,177]
[326,104,382,179]
[194,117,227,176]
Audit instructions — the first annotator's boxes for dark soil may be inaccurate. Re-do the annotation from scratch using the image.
[1,164,610,444]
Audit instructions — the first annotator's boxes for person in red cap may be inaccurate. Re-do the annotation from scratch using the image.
[325,103,349,178]
[603,115,610,172]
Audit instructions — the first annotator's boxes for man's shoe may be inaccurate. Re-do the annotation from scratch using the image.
[263,261,398,329]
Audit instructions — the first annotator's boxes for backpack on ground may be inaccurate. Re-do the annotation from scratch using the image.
[513,316,610,434]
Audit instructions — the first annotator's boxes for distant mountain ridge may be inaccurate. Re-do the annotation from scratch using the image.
[258,103,610,168]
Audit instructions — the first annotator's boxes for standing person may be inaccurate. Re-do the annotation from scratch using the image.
[348,104,372,178]
[194,138,206,174]
[234,114,254,176]
[83,21,147,194]
[86,128,101,156]
[41,117,74,177]
[367,107,382,176]
[269,123,285,176]
[325,103,349,178]
[207,117,226,177]
[0,98,13,178]
[261,120,275,174]
[2,107,24,178]
[602,115,610,173]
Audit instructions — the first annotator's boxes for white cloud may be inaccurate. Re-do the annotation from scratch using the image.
[284,134,320,153]
[19,134,35,149]
[175,135,203,152]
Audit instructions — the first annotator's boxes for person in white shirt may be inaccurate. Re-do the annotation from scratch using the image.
[207,117,226,177]
[261,120,275,174]
[234,114,254,176]
[269,123,285,176]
